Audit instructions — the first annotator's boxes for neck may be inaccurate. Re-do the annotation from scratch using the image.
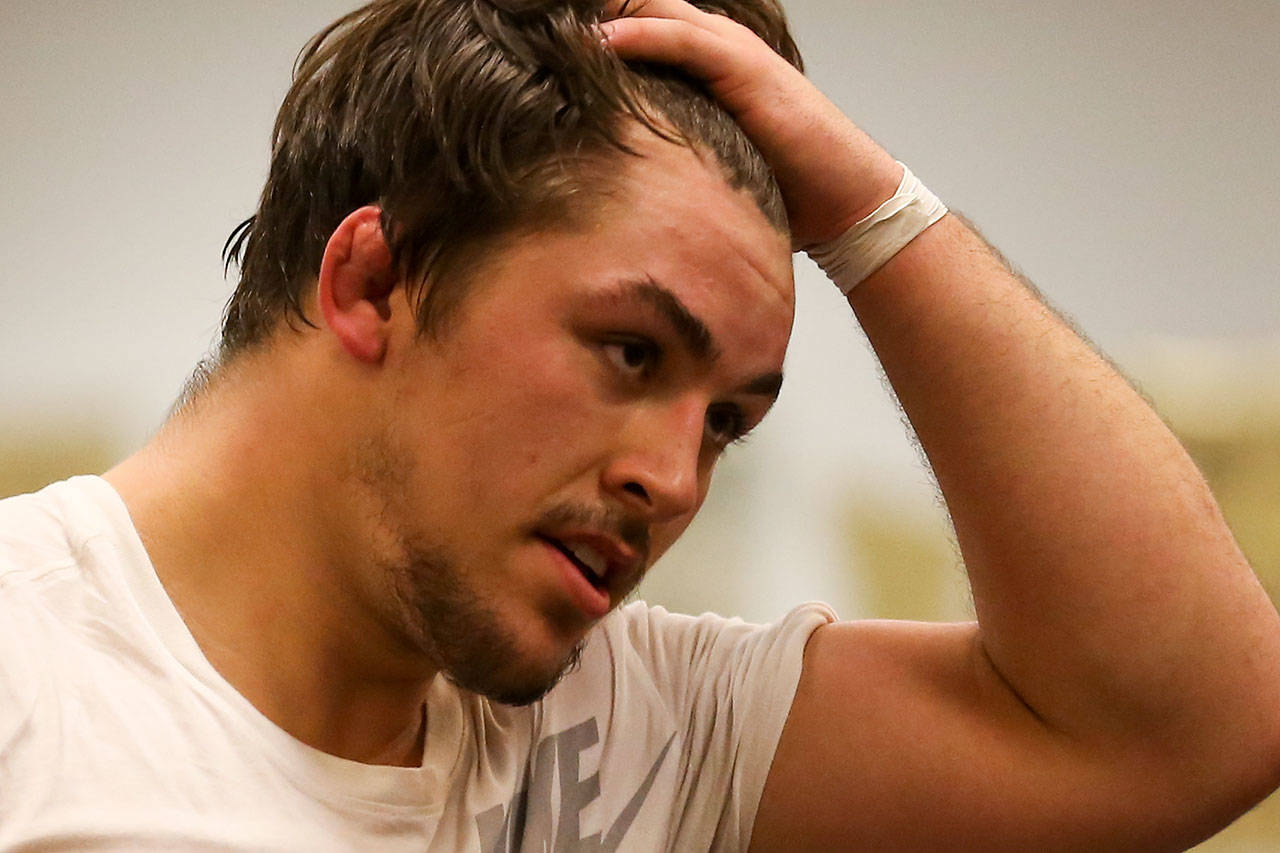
[105,351,437,767]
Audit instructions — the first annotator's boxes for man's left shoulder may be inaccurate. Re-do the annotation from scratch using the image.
[562,599,838,712]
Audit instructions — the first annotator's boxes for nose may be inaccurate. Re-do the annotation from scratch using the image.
[601,398,706,523]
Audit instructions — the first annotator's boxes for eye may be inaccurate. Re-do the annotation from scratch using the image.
[602,337,661,379]
[705,404,749,449]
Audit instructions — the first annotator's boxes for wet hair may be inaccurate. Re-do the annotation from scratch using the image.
[219,0,802,356]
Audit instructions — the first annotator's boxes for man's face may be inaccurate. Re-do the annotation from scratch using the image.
[355,134,794,703]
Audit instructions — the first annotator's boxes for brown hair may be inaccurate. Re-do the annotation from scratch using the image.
[220,0,802,355]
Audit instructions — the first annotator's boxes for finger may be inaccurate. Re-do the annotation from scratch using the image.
[603,0,741,40]
[603,0,695,23]
[601,16,738,84]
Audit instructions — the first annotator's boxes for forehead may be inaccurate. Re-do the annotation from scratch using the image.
[450,130,795,373]
[576,132,796,336]
[600,131,793,289]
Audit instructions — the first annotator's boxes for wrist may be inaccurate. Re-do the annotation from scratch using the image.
[805,162,947,295]
[826,155,910,240]
[768,101,901,249]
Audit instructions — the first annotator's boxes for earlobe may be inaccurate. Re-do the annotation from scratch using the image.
[317,206,397,364]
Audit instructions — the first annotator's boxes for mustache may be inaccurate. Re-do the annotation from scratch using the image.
[532,502,651,567]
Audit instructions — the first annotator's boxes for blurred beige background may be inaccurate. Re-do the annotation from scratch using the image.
[2,1,1278,848]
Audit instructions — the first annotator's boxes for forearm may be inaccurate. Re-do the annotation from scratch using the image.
[849,211,1280,756]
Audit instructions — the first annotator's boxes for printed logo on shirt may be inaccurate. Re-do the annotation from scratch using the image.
[476,718,675,852]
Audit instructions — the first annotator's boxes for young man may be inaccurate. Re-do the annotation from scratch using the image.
[2,0,1278,849]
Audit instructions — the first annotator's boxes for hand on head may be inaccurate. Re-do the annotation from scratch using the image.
[600,0,904,248]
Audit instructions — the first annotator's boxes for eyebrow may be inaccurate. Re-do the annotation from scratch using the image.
[628,277,717,362]
[596,277,785,402]
[740,370,785,403]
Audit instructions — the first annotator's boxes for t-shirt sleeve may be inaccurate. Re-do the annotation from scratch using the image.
[613,600,837,851]
[0,493,67,765]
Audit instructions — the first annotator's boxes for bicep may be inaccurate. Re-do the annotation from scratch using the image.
[750,620,1200,852]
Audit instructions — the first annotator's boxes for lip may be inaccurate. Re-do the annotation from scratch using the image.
[539,536,613,619]
[544,529,642,582]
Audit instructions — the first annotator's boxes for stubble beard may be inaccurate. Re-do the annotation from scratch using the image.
[386,535,585,706]
[354,430,584,707]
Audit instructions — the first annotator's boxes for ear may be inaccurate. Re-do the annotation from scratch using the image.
[317,206,397,364]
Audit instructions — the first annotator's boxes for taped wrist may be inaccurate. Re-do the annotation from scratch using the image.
[806,162,948,295]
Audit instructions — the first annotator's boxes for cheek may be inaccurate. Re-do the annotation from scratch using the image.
[458,341,616,486]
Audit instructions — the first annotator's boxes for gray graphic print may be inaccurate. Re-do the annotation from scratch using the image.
[477,718,675,852]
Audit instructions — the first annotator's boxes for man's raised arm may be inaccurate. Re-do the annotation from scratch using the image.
[604,3,1280,848]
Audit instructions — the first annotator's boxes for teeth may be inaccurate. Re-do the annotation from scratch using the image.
[566,543,608,580]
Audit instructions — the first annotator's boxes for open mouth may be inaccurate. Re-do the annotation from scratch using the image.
[538,535,608,591]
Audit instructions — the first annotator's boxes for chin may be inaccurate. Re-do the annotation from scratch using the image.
[385,532,590,706]
[443,638,586,706]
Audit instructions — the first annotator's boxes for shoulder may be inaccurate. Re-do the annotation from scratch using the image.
[0,479,84,585]
[0,475,132,587]
[0,479,93,744]
[598,599,837,670]
[561,599,837,711]
[0,476,126,694]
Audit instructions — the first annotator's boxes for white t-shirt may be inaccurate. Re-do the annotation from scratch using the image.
[0,477,835,851]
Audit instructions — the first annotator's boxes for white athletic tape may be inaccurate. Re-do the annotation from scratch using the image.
[806,162,947,295]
